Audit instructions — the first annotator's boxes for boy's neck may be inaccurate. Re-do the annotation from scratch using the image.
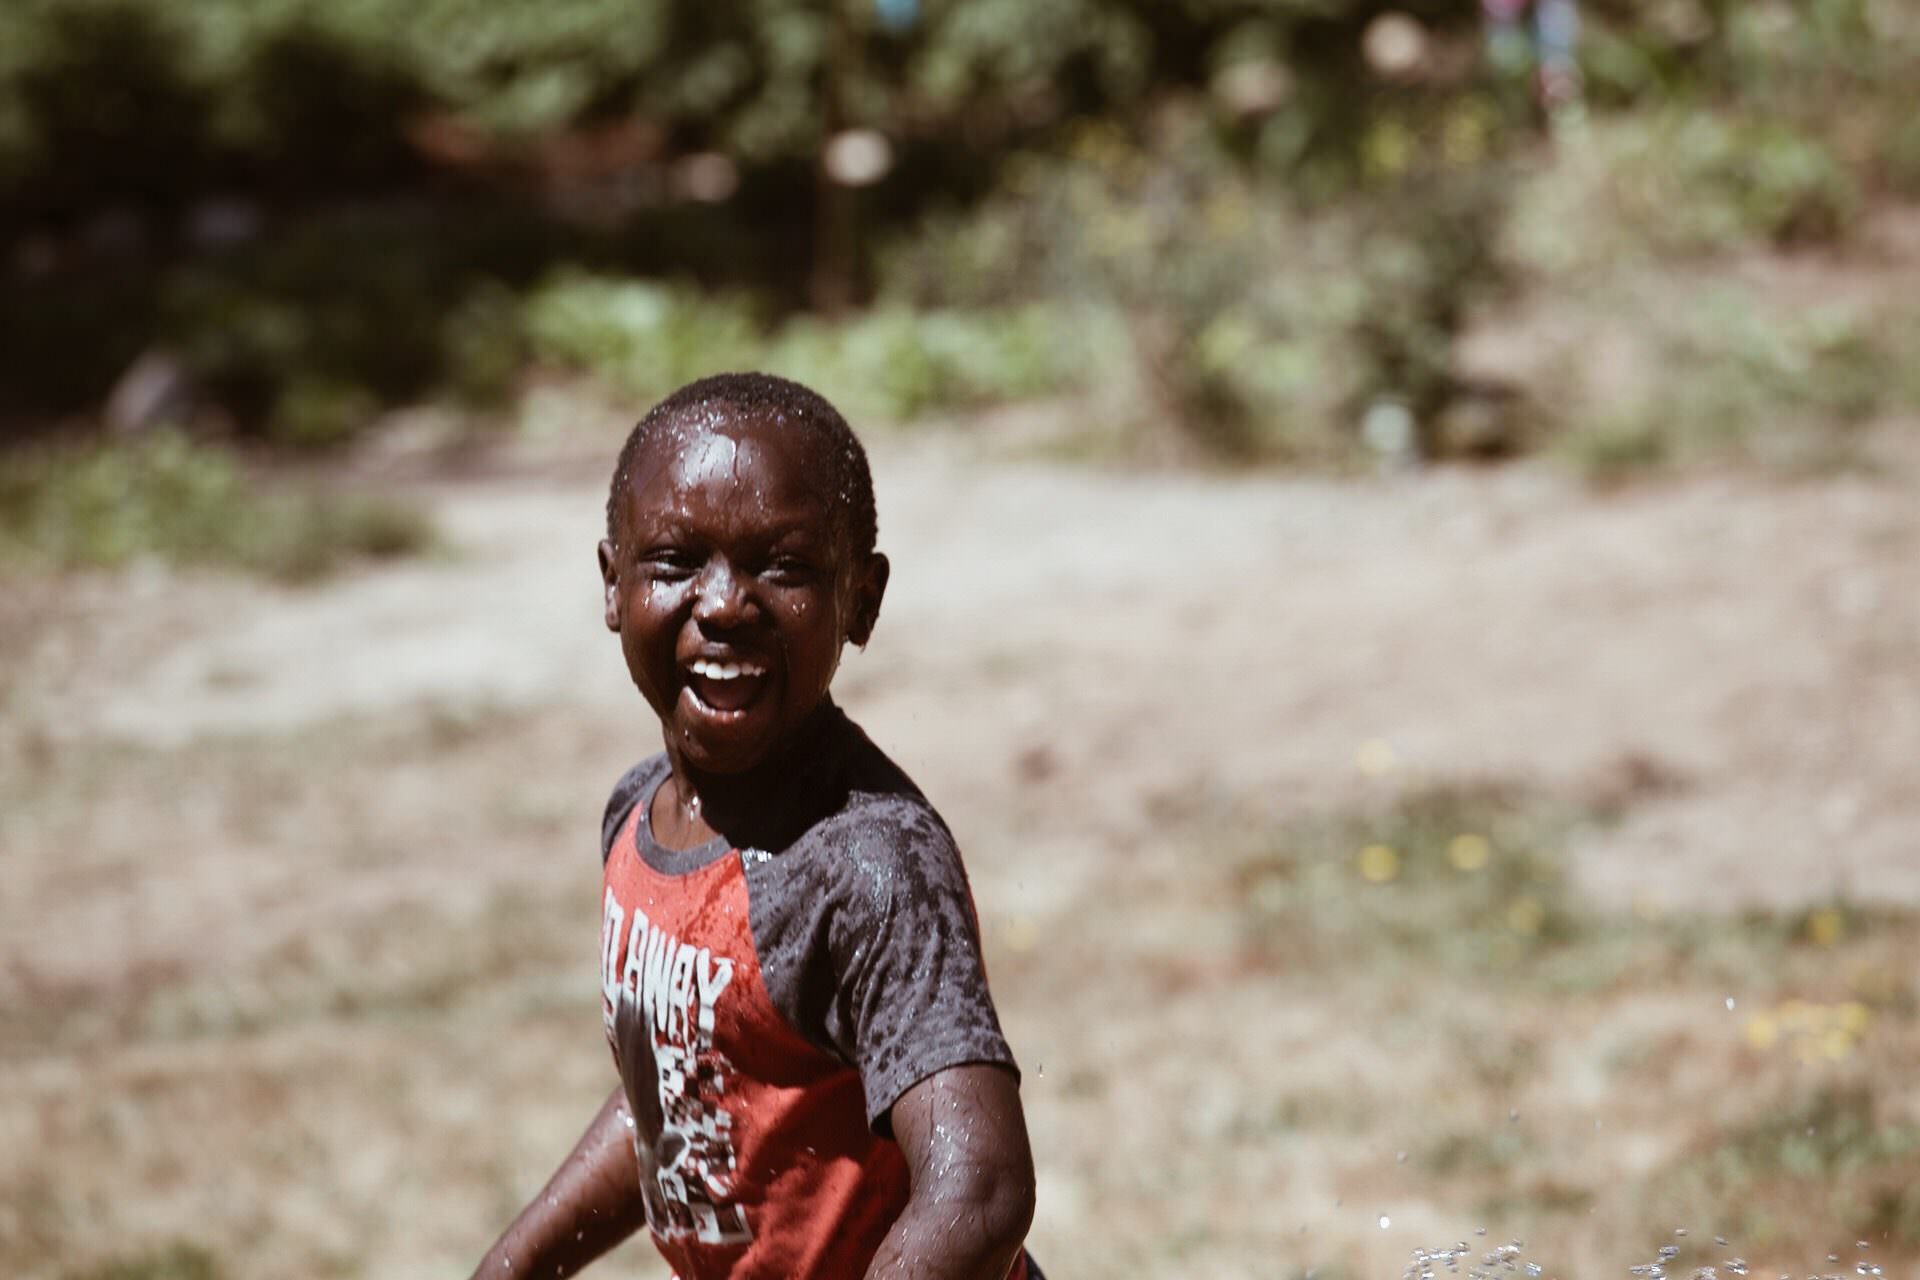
[660,700,846,850]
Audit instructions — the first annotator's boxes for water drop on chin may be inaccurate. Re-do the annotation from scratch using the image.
[1725,996,1736,1011]
[1379,1214,1391,1229]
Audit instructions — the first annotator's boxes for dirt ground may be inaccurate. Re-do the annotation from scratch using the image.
[4,426,1918,1279]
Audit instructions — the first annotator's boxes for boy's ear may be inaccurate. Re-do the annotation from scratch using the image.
[847,552,890,648]
[597,539,622,632]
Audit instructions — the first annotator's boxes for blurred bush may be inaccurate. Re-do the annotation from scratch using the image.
[1554,292,1919,479]
[63,1241,224,1280]
[0,431,434,581]
[521,274,763,399]
[886,108,1514,459]
[1,0,1915,474]
[1509,112,1860,275]
[520,271,1089,422]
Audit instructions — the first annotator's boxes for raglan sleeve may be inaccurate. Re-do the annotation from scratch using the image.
[600,758,661,864]
[821,803,1020,1130]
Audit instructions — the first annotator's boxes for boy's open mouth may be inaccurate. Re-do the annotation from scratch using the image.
[686,657,770,715]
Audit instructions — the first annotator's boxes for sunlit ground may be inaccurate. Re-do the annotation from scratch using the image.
[4,440,1917,1280]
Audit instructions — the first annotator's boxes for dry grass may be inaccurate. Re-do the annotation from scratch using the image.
[12,713,1913,1279]
[6,443,1920,1279]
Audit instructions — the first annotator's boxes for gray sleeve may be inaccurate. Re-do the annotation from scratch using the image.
[749,798,1018,1131]
[601,756,665,864]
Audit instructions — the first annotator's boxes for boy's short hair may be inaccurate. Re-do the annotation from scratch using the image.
[606,372,878,561]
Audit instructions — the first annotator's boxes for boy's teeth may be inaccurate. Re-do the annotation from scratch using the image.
[692,659,764,679]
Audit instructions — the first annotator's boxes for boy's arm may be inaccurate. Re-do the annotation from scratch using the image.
[864,1063,1037,1280]
[468,1086,649,1280]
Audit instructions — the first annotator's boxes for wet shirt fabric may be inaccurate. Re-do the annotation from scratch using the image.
[597,706,1025,1280]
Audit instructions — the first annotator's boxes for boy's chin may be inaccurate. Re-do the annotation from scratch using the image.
[668,694,782,775]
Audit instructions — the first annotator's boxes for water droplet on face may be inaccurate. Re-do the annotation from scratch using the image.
[1854,1244,1870,1252]
[1715,1239,1728,1248]
[1509,1108,1521,1122]
[1527,1265,1544,1277]
[1379,1214,1391,1229]
[1675,1229,1690,1238]
[1397,1149,1408,1163]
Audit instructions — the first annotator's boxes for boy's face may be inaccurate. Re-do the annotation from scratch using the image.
[598,411,888,776]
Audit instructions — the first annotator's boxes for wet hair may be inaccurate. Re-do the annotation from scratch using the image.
[605,372,878,561]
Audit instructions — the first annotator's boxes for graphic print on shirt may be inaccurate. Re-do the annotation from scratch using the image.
[601,888,752,1246]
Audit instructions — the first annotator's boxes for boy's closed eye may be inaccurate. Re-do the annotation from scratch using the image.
[639,546,702,580]
[761,554,819,586]
[634,545,823,589]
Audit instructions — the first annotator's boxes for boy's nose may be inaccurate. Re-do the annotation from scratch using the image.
[692,561,753,626]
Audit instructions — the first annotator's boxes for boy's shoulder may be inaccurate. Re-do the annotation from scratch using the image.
[600,753,671,862]
[597,707,959,873]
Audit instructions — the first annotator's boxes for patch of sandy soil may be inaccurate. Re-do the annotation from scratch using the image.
[12,442,1918,913]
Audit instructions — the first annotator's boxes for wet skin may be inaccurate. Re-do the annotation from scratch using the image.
[597,410,889,848]
[474,406,1034,1279]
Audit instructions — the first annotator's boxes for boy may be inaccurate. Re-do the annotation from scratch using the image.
[470,373,1040,1279]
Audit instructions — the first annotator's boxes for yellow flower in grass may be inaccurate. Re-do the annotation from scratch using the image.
[1448,834,1491,872]
[1806,907,1845,947]
[1755,999,1870,1061]
[1837,1001,1871,1036]
[1507,896,1546,936]
[1358,844,1401,884]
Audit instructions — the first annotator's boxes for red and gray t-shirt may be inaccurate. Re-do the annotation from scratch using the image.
[597,709,1026,1280]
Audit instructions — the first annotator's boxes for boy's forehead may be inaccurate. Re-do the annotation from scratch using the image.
[622,408,838,518]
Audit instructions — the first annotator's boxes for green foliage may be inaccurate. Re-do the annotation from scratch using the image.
[520,270,1087,422]
[886,112,1513,457]
[0,432,434,582]
[1516,111,1859,269]
[1232,783,1589,977]
[0,0,1475,219]
[63,1241,223,1280]
[1556,293,1914,479]
[0,0,1911,467]
[1879,113,1920,198]
[1643,1084,1920,1250]
[521,274,763,399]
[158,207,563,443]
[769,303,1091,422]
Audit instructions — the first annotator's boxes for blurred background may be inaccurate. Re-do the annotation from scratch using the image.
[2,0,1918,1277]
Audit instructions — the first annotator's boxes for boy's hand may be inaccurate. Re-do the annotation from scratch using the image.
[865,1063,1036,1280]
